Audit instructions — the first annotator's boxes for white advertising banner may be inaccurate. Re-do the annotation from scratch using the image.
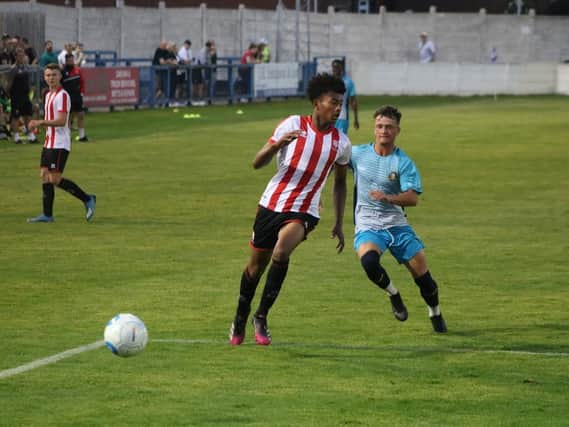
[254,63,299,97]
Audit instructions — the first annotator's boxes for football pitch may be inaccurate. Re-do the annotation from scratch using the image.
[1,95,568,426]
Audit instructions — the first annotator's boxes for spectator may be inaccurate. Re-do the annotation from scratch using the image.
[418,32,436,63]
[62,53,88,142]
[152,40,172,100]
[197,40,217,103]
[490,47,498,63]
[8,48,36,143]
[177,39,193,100]
[0,87,10,140]
[258,38,271,63]
[73,42,86,67]
[238,43,259,98]
[166,42,179,100]
[57,43,74,68]
[39,40,58,67]
[0,34,13,65]
[22,38,37,65]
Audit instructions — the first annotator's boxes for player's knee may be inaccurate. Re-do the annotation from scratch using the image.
[360,250,390,288]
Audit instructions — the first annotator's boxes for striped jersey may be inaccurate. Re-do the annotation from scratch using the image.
[259,115,352,218]
[43,87,71,151]
[350,143,422,233]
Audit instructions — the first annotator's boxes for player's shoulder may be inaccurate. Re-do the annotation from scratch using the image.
[352,142,373,155]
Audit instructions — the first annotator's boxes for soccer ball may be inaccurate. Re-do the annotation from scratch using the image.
[104,313,148,357]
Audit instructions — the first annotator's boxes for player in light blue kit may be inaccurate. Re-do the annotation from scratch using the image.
[350,105,447,333]
[332,59,359,135]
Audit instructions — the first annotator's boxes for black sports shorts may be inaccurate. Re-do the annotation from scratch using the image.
[10,96,33,120]
[40,148,69,172]
[250,206,319,251]
[70,94,84,113]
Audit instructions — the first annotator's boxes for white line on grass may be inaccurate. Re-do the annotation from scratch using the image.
[0,340,105,380]
[2,338,568,380]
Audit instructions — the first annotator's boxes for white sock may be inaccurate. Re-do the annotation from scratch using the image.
[13,132,20,141]
[428,305,441,317]
[79,128,85,138]
[384,283,398,296]
[28,132,36,141]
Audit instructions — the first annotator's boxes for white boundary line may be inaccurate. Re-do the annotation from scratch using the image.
[2,338,568,380]
[0,340,105,380]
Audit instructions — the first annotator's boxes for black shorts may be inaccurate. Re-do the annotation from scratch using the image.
[10,96,33,120]
[250,206,319,251]
[40,148,69,172]
[70,94,84,113]
[191,68,204,84]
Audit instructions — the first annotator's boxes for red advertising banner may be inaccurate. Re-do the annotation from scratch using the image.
[83,67,139,107]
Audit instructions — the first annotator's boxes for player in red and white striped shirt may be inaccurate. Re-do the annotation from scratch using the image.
[27,63,96,223]
[229,73,351,346]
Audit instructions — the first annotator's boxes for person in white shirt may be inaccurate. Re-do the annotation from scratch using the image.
[418,32,436,63]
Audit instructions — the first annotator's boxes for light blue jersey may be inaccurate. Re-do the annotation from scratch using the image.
[350,144,422,234]
[335,76,355,134]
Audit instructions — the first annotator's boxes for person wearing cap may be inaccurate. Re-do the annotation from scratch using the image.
[418,32,436,63]
[258,38,270,63]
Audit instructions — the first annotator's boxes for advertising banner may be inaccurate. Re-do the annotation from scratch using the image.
[83,67,139,107]
[254,63,299,97]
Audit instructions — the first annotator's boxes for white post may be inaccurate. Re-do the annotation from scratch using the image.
[238,4,245,55]
[116,0,124,58]
[295,0,300,62]
[306,0,311,62]
[76,0,82,44]
[159,0,166,43]
[200,3,207,47]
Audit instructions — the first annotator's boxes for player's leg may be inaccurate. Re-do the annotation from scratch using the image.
[252,220,306,345]
[229,248,272,345]
[10,106,21,143]
[355,232,408,321]
[77,111,87,141]
[23,113,36,143]
[404,250,447,333]
[46,149,96,221]
[28,149,56,223]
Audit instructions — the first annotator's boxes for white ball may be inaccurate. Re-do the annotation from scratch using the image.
[104,313,148,357]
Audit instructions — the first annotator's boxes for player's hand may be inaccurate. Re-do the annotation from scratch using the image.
[331,225,345,253]
[28,120,41,130]
[369,190,389,202]
[276,130,303,148]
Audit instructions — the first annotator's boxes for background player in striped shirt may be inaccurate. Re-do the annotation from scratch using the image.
[350,105,447,333]
[27,63,96,223]
[229,73,351,346]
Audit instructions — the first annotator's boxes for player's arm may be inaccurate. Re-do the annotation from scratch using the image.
[331,163,348,253]
[369,189,419,207]
[350,96,359,130]
[252,130,302,169]
[29,111,67,130]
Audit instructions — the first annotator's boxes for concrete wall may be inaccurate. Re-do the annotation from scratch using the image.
[1,2,568,65]
[352,62,569,95]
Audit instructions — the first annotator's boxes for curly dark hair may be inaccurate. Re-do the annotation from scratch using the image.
[306,73,345,102]
[373,105,402,124]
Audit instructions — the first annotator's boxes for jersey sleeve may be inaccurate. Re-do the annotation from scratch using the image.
[268,115,299,145]
[54,91,70,113]
[335,133,352,166]
[399,155,422,194]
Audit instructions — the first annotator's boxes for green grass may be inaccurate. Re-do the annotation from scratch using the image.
[1,95,568,426]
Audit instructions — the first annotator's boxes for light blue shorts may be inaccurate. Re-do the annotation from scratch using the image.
[354,225,424,264]
[335,119,349,134]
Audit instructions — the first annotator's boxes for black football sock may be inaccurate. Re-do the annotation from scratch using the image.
[42,183,54,217]
[255,259,289,318]
[236,269,261,318]
[414,271,440,309]
[57,178,90,203]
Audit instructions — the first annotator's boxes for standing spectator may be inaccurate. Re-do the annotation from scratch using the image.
[27,63,96,223]
[0,87,10,140]
[58,43,74,68]
[22,38,37,65]
[8,48,36,144]
[258,38,271,63]
[39,40,58,67]
[62,54,88,142]
[197,40,217,103]
[177,39,193,100]
[418,32,436,63]
[238,43,259,98]
[0,34,13,65]
[152,40,174,101]
[331,59,359,135]
[73,42,86,67]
